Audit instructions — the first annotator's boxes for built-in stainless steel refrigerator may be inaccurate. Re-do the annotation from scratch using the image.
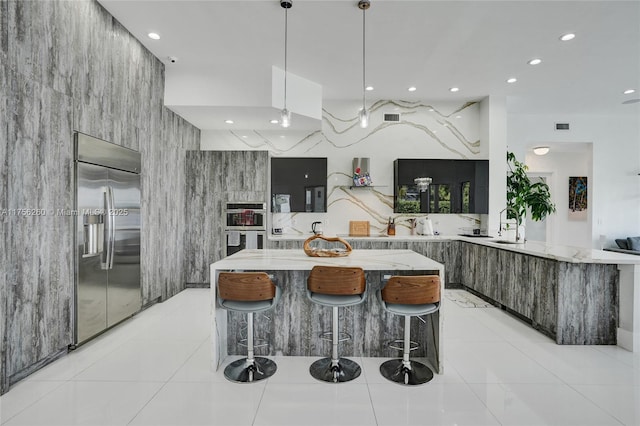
[74,132,141,346]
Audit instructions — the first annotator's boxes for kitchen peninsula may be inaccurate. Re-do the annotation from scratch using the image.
[267,235,640,352]
[209,249,445,373]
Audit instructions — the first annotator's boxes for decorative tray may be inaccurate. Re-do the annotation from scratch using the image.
[303,235,353,257]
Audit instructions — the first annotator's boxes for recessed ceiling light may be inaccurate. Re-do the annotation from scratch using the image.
[528,58,542,65]
[408,86,417,92]
[449,87,459,92]
[365,86,374,91]
[623,89,636,95]
[242,135,248,138]
[147,32,160,40]
[224,120,234,124]
[428,108,434,112]
[270,119,279,124]
[507,77,517,84]
[559,33,575,41]
[455,115,462,119]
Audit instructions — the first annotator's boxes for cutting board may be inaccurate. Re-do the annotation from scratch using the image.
[349,221,370,237]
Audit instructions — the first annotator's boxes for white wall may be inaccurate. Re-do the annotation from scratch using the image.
[525,149,592,248]
[508,113,640,248]
[480,96,507,236]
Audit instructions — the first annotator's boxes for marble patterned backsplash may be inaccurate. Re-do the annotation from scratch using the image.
[202,99,487,237]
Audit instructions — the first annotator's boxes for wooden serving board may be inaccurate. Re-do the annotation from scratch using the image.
[349,220,370,237]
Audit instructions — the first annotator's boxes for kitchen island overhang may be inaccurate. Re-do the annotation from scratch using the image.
[210,249,446,374]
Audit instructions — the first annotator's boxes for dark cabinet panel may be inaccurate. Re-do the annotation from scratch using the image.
[394,159,489,214]
[271,157,327,213]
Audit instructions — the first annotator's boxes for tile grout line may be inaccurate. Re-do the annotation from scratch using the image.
[125,313,209,425]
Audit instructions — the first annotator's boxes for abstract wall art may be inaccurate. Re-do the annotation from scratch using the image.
[569,176,588,221]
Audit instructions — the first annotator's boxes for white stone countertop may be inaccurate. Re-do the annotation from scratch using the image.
[211,249,445,271]
[267,234,640,265]
[268,233,454,241]
[459,238,640,265]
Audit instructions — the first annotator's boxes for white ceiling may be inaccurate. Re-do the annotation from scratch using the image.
[98,0,640,130]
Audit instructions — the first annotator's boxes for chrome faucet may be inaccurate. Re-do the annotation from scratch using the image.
[499,207,522,242]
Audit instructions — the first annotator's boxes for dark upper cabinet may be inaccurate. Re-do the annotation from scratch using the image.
[394,159,489,214]
[271,157,327,213]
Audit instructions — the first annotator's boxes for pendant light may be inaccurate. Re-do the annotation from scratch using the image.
[358,0,370,128]
[280,0,292,128]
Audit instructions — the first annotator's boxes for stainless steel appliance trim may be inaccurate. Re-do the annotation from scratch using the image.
[224,230,266,256]
[75,132,141,174]
[225,202,266,210]
[225,226,267,231]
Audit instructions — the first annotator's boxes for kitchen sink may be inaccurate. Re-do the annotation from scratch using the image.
[494,240,523,244]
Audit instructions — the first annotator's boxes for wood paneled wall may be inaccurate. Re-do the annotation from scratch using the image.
[0,0,200,394]
[185,150,268,285]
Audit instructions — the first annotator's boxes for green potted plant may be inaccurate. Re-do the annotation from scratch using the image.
[506,151,556,226]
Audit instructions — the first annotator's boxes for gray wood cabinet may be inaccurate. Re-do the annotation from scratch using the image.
[459,242,618,345]
[185,150,269,285]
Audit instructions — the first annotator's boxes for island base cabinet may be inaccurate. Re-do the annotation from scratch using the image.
[556,263,618,345]
[528,257,558,338]
[460,242,619,345]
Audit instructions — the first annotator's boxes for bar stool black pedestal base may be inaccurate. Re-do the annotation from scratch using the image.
[224,357,277,383]
[380,359,434,385]
[309,357,361,383]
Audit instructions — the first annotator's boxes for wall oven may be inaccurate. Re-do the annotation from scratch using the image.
[225,202,266,256]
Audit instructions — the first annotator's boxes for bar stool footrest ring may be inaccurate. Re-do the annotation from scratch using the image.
[237,337,269,349]
[319,331,351,343]
[388,339,420,352]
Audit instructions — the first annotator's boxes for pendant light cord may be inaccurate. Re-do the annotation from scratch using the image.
[361,7,366,109]
[284,8,288,109]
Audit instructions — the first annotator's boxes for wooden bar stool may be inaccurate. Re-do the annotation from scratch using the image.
[217,272,280,383]
[378,275,441,385]
[306,265,366,383]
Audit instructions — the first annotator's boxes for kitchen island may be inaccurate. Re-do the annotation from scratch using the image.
[210,249,445,373]
[268,234,640,352]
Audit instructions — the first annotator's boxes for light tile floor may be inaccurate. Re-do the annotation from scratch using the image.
[1,288,639,426]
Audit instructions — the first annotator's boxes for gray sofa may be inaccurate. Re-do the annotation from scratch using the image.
[604,236,640,256]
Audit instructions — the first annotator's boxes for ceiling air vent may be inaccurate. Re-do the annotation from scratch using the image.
[555,122,570,130]
[383,113,401,122]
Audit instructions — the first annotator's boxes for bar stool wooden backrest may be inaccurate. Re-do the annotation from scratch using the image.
[307,266,366,295]
[218,272,276,301]
[381,275,441,305]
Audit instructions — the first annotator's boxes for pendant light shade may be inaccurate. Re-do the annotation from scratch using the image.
[358,108,369,128]
[280,0,292,128]
[358,0,370,129]
[280,108,291,128]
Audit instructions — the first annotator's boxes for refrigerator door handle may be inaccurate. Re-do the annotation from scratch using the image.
[100,188,109,269]
[106,185,116,269]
